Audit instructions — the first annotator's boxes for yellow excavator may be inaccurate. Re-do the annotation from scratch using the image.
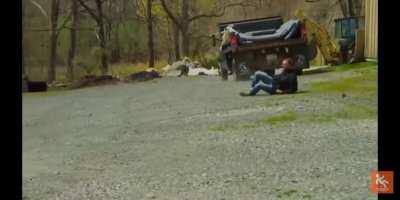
[294,9,362,65]
[294,9,341,65]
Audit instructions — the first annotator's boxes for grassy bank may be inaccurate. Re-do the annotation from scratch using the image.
[209,61,378,131]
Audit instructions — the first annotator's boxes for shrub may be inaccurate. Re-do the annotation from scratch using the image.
[199,53,220,69]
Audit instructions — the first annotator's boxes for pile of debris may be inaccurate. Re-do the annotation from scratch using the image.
[23,58,219,92]
[163,57,219,77]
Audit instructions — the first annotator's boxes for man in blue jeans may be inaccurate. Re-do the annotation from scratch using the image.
[240,58,298,96]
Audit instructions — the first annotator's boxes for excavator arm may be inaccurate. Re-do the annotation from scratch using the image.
[294,10,341,65]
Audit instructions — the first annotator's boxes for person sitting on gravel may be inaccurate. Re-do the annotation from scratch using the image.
[240,58,298,96]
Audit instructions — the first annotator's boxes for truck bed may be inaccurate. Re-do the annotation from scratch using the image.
[218,16,283,33]
[236,39,306,53]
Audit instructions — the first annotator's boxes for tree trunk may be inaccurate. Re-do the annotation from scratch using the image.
[338,0,348,17]
[159,0,182,59]
[48,0,60,83]
[181,27,189,57]
[67,0,79,81]
[181,0,190,57]
[147,0,155,68]
[352,0,361,16]
[347,0,355,17]
[112,24,121,63]
[95,0,108,75]
[173,23,180,61]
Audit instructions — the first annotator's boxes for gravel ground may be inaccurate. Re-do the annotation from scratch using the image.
[23,70,377,200]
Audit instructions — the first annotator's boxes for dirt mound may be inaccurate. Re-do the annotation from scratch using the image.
[125,70,162,82]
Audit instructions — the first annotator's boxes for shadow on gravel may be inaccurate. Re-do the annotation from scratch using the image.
[242,90,309,97]
[294,90,309,94]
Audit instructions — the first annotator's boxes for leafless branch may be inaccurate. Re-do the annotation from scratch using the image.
[77,0,100,22]
[26,27,96,32]
[188,1,256,22]
[30,0,48,18]
[56,12,73,36]
[159,0,182,29]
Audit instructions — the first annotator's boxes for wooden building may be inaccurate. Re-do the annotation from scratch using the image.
[364,0,378,59]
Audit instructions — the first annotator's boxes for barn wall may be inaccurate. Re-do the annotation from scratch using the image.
[365,0,378,59]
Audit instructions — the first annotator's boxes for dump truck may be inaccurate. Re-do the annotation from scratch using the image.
[294,10,364,65]
[213,16,316,80]
[213,11,363,81]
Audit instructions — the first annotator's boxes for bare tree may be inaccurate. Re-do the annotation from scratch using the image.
[147,0,155,67]
[347,0,355,17]
[28,0,71,82]
[337,0,363,17]
[160,0,253,57]
[172,23,180,60]
[108,0,129,63]
[134,0,156,66]
[156,0,180,60]
[180,0,190,57]
[67,0,80,81]
[48,0,61,83]
[77,0,109,75]
[352,0,363,16]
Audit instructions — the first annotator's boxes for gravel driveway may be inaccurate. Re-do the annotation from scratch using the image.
[23,68,377,200]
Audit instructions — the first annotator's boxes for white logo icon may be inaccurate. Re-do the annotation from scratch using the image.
[376,174,389,189]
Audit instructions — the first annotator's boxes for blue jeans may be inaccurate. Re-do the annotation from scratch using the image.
[249,71,277,95]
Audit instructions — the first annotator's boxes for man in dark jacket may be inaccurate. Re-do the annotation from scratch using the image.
[240,58,298,96]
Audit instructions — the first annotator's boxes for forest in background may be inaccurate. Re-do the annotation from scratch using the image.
[22,0,365,82]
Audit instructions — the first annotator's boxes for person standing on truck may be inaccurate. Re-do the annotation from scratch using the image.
[239,58,298,96]
[219,26,238,77]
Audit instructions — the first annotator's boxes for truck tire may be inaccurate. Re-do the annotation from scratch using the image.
[294,54,307,76]
[296,69,303,75]
[291,45,310,72]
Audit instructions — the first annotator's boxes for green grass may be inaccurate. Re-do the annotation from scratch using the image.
[207,62,377,132]
[209,124,231,132]
[331,104,376,119]
[333,61,378,72]
[305,61,377,75]
[276,189,299,198]
[262,105,376,125]
[209,123,258,132]
[23,89,70,97]
[311,62,377,96]
[260,111,298,125]
[308,104,376,123]
[209,104,376,132]
[282,189,298,196]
